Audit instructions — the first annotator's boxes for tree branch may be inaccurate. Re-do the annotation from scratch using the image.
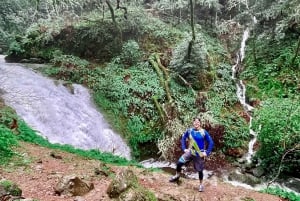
[267,144,300,187]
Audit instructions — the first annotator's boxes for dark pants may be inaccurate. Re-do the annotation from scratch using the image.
[176,151,205,180]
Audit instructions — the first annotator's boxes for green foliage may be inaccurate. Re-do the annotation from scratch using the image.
[119,40,143,66]
[261,187,300,201]
[92,61,164,157]
[48,54,90,83]
[0,107,19,163]
[119,7,183,52]
[219,112,249,150]
[0,180,22,196]
[170,33,208,88]
[8,40,25,56]
[205,62,249,150]
[0,126,18,163]
[252,98,300,175]
[242,36,300,100]
[247,0,300,40]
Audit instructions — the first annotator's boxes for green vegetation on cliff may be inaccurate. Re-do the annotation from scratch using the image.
[0,0,299,181]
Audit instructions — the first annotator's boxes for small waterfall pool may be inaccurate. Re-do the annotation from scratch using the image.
[0,55,131,159]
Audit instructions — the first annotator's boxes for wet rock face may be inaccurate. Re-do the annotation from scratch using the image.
[228,171,262,187]
[280,177,300,194]
[54,175,94,196]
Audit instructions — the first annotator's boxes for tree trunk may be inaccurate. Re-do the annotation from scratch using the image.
[106,0,116,25]
[290,36,300,69]
[187,0,195,62]
[190,0,195,41]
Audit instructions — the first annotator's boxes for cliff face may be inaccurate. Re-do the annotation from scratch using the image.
[0,141,282,201]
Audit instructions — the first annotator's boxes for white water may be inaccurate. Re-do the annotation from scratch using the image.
[0,55,131,159]
[140,158,214,180]
[231,28,257,163]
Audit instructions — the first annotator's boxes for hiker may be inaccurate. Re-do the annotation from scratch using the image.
[169,117,214,192]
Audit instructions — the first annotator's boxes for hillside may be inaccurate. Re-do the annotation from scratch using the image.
[0,1,299,200]
[0,141,283,201]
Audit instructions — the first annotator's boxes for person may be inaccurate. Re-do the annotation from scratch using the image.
[169,117,214,192]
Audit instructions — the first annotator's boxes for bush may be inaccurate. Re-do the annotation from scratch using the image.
[262,187,300,201]
[252,98,300,175]
[0,126,17,163]
[119,40,143,66]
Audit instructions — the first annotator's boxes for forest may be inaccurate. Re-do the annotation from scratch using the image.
[0,0,299,200]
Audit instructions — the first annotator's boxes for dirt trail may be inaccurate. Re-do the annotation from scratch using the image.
[0,142,283,201]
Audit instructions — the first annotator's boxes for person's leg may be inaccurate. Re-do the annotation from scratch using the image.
[194,156,205,191]
[169,152,192,182]
[198,170,204,192]
[169,162,184,182]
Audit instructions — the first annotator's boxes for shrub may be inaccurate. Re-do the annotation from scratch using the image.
[252,98,300,175]
[119,40,143,66]
[0,126,17,163]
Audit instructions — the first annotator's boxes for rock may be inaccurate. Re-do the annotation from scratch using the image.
[119,187,156,201]
[106,168,137,198]
[228,171,262,186]
[50,152,63,159]
[283,177,300,193]
[252,166,265,177]
[107,168,155,200]
[54,175,94,196]
[74,196,86,201]
[0,185,7,197]
[0,180,22,196]
[19,58,44,64]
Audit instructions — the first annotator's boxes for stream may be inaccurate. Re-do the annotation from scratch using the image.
[142,23,299,195]
[231,27,257,164]
[0,55,131,159]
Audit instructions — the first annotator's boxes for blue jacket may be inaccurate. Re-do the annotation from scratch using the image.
[181,128,214,156]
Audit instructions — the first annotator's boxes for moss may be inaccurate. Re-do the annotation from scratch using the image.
[0,180,22,196]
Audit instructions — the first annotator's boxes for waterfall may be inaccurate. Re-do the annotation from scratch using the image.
[231,28,257,163]
[0,55,131,159]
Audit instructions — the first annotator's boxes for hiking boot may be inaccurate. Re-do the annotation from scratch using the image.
[199,184,204,192]
[169,175,180,182]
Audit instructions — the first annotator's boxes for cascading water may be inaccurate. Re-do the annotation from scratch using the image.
[231,26,258,164]
[0,55,131,159]
[227,23,300,195]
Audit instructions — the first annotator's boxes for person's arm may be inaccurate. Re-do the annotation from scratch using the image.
[204,130,214,156]
[181,129,190,151]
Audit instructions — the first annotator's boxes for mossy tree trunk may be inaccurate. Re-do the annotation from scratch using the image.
[187,0,195,62]
[290,35,300,69]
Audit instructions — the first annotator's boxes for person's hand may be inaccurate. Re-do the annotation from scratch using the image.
[200,151,207,158]
[184,149,190,153]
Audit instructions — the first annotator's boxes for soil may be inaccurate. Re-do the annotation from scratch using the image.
[0,142,285,201]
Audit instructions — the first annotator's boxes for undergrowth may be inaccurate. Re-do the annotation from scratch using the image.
[262,187,300,201]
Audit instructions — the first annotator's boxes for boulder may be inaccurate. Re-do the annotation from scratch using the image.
[106,168,137,198]
[252,166,265,178]
[54,175,94,196]
[228,170,262,186]
[282,177,300,193]
[107,168,156,200]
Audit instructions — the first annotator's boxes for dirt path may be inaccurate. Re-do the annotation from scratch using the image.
[0,142,284,201]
